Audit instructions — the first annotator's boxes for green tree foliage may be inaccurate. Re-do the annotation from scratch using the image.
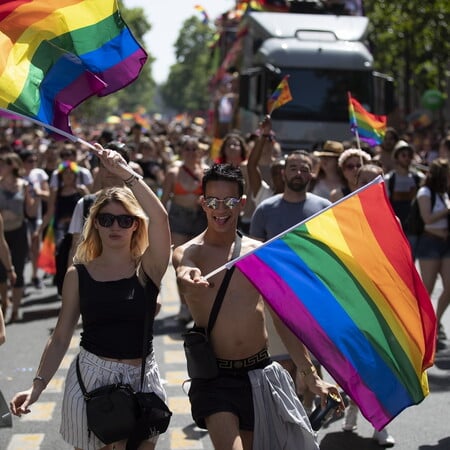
[364,0,449,112]
[161,17,216,113]
[73,2,155,126]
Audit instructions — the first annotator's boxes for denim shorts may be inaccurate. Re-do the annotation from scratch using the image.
[415,233,450,260]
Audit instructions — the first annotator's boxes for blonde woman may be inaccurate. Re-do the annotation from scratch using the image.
[11,145,171,450]
[330,148,372,202]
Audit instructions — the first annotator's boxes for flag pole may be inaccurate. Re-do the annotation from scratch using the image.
[0,108,142,179]
[204,175,384,279]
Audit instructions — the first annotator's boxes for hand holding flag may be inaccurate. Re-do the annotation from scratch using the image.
[267,75,292,115]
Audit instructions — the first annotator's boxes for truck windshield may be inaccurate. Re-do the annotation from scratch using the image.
[272,69,372,122]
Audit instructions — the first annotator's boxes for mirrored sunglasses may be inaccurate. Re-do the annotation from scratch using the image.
[203,197,241,210]
[96,213,136,229]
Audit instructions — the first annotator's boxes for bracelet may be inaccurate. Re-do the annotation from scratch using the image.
[32,375,47,387]
[299,365,317,377]
[6,266,14,272]
[124,175,139,188]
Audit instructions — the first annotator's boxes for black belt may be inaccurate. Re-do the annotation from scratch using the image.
[216,348,271,370]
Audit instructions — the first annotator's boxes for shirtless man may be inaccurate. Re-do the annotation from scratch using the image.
[173,163,342,450]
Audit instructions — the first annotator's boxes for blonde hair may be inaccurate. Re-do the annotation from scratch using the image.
[73,187,148,264]
[338,148,372,168]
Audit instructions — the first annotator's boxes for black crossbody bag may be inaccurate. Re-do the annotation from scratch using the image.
[183,233,242,380]
[75,281,172,449]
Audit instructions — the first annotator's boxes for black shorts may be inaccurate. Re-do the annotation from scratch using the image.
[188,352,271,430]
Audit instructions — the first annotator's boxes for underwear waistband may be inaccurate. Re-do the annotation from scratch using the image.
[216,348,271,371]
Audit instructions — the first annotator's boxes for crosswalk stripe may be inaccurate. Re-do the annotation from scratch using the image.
[20,402,55,421]
[165,370,189,386]
[7,434,44,450]
[168,396,191,415]
[170,428,205,449]
[45,377,64,393]
[59,354,75,370]
[163,335,182,346]
[164,350,185,363]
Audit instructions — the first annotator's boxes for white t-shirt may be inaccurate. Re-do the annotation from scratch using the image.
[25,168,49,223]
[417,186,449,231]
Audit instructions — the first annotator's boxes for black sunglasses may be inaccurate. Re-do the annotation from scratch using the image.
[96,213,136,229]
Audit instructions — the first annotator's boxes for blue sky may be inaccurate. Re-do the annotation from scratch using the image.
[125,1,234,84]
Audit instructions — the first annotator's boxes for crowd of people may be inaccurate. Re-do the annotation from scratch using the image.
[0,114,449,449]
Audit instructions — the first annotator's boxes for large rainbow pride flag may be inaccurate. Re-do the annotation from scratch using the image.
[348,92,387,146]
[234,177,436,430]
[0,0,147,133]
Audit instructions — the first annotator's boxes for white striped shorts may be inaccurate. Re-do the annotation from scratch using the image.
[60,348,167,450]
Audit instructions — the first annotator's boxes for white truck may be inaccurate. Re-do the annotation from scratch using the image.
[237,10,394,150]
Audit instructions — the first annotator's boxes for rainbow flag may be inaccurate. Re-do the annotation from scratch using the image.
[37,219,56,275]
[348,92,387,146]
[194,5,209,24]
[234,177,436,430]
[267,75,292,114]
[0,0,147,134]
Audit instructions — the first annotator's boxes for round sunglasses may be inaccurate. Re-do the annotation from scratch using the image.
[96,213,136,229]
[203,197,241,210]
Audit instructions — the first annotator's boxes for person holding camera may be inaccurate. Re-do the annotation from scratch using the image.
[10,144,171,450]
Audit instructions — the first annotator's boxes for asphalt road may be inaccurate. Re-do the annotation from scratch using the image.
[0,262,449,450]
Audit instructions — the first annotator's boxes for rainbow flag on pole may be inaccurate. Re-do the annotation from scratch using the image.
[348,92,387,146]
[267,75,292,114]
[234,177,436,430]
[0,0,147,134]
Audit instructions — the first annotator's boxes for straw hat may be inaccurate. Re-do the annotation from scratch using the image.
[313,140,344,157]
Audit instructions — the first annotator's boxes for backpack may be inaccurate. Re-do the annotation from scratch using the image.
[404,190,436,236]
[54,194,96,295]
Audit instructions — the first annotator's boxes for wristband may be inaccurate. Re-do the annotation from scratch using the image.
[299,365,317,377]
[6,266,14,272]
[124,175,139,187]
[33,375,47,387]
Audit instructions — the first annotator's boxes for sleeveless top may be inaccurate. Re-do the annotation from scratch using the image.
[75,264,159,359]
[0,185,26,221]
[55,192,82,226]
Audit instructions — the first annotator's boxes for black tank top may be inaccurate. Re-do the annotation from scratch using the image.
[75,264,158,359]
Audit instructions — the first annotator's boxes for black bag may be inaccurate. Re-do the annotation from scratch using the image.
[183,327,219,379]
[77,367,172,447]
[183,233,241,380]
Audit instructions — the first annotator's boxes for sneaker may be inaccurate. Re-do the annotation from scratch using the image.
[176,304,192,323]
[32,277,43,289]
[373,428,395,447]
[342,403,358,431]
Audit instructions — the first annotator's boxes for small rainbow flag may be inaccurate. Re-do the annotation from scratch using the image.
[234,177,436,430]
[348,92,387,146]
[0,0,147,134]
[267,75,293,114]
[194,5,209,24]
[37,219,56,275]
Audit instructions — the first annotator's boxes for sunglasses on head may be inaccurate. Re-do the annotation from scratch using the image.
[96,213,136,229]
[203,197,241,210]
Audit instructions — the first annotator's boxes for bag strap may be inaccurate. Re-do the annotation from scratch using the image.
[75,355,89,399]
[206,232,242,336]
